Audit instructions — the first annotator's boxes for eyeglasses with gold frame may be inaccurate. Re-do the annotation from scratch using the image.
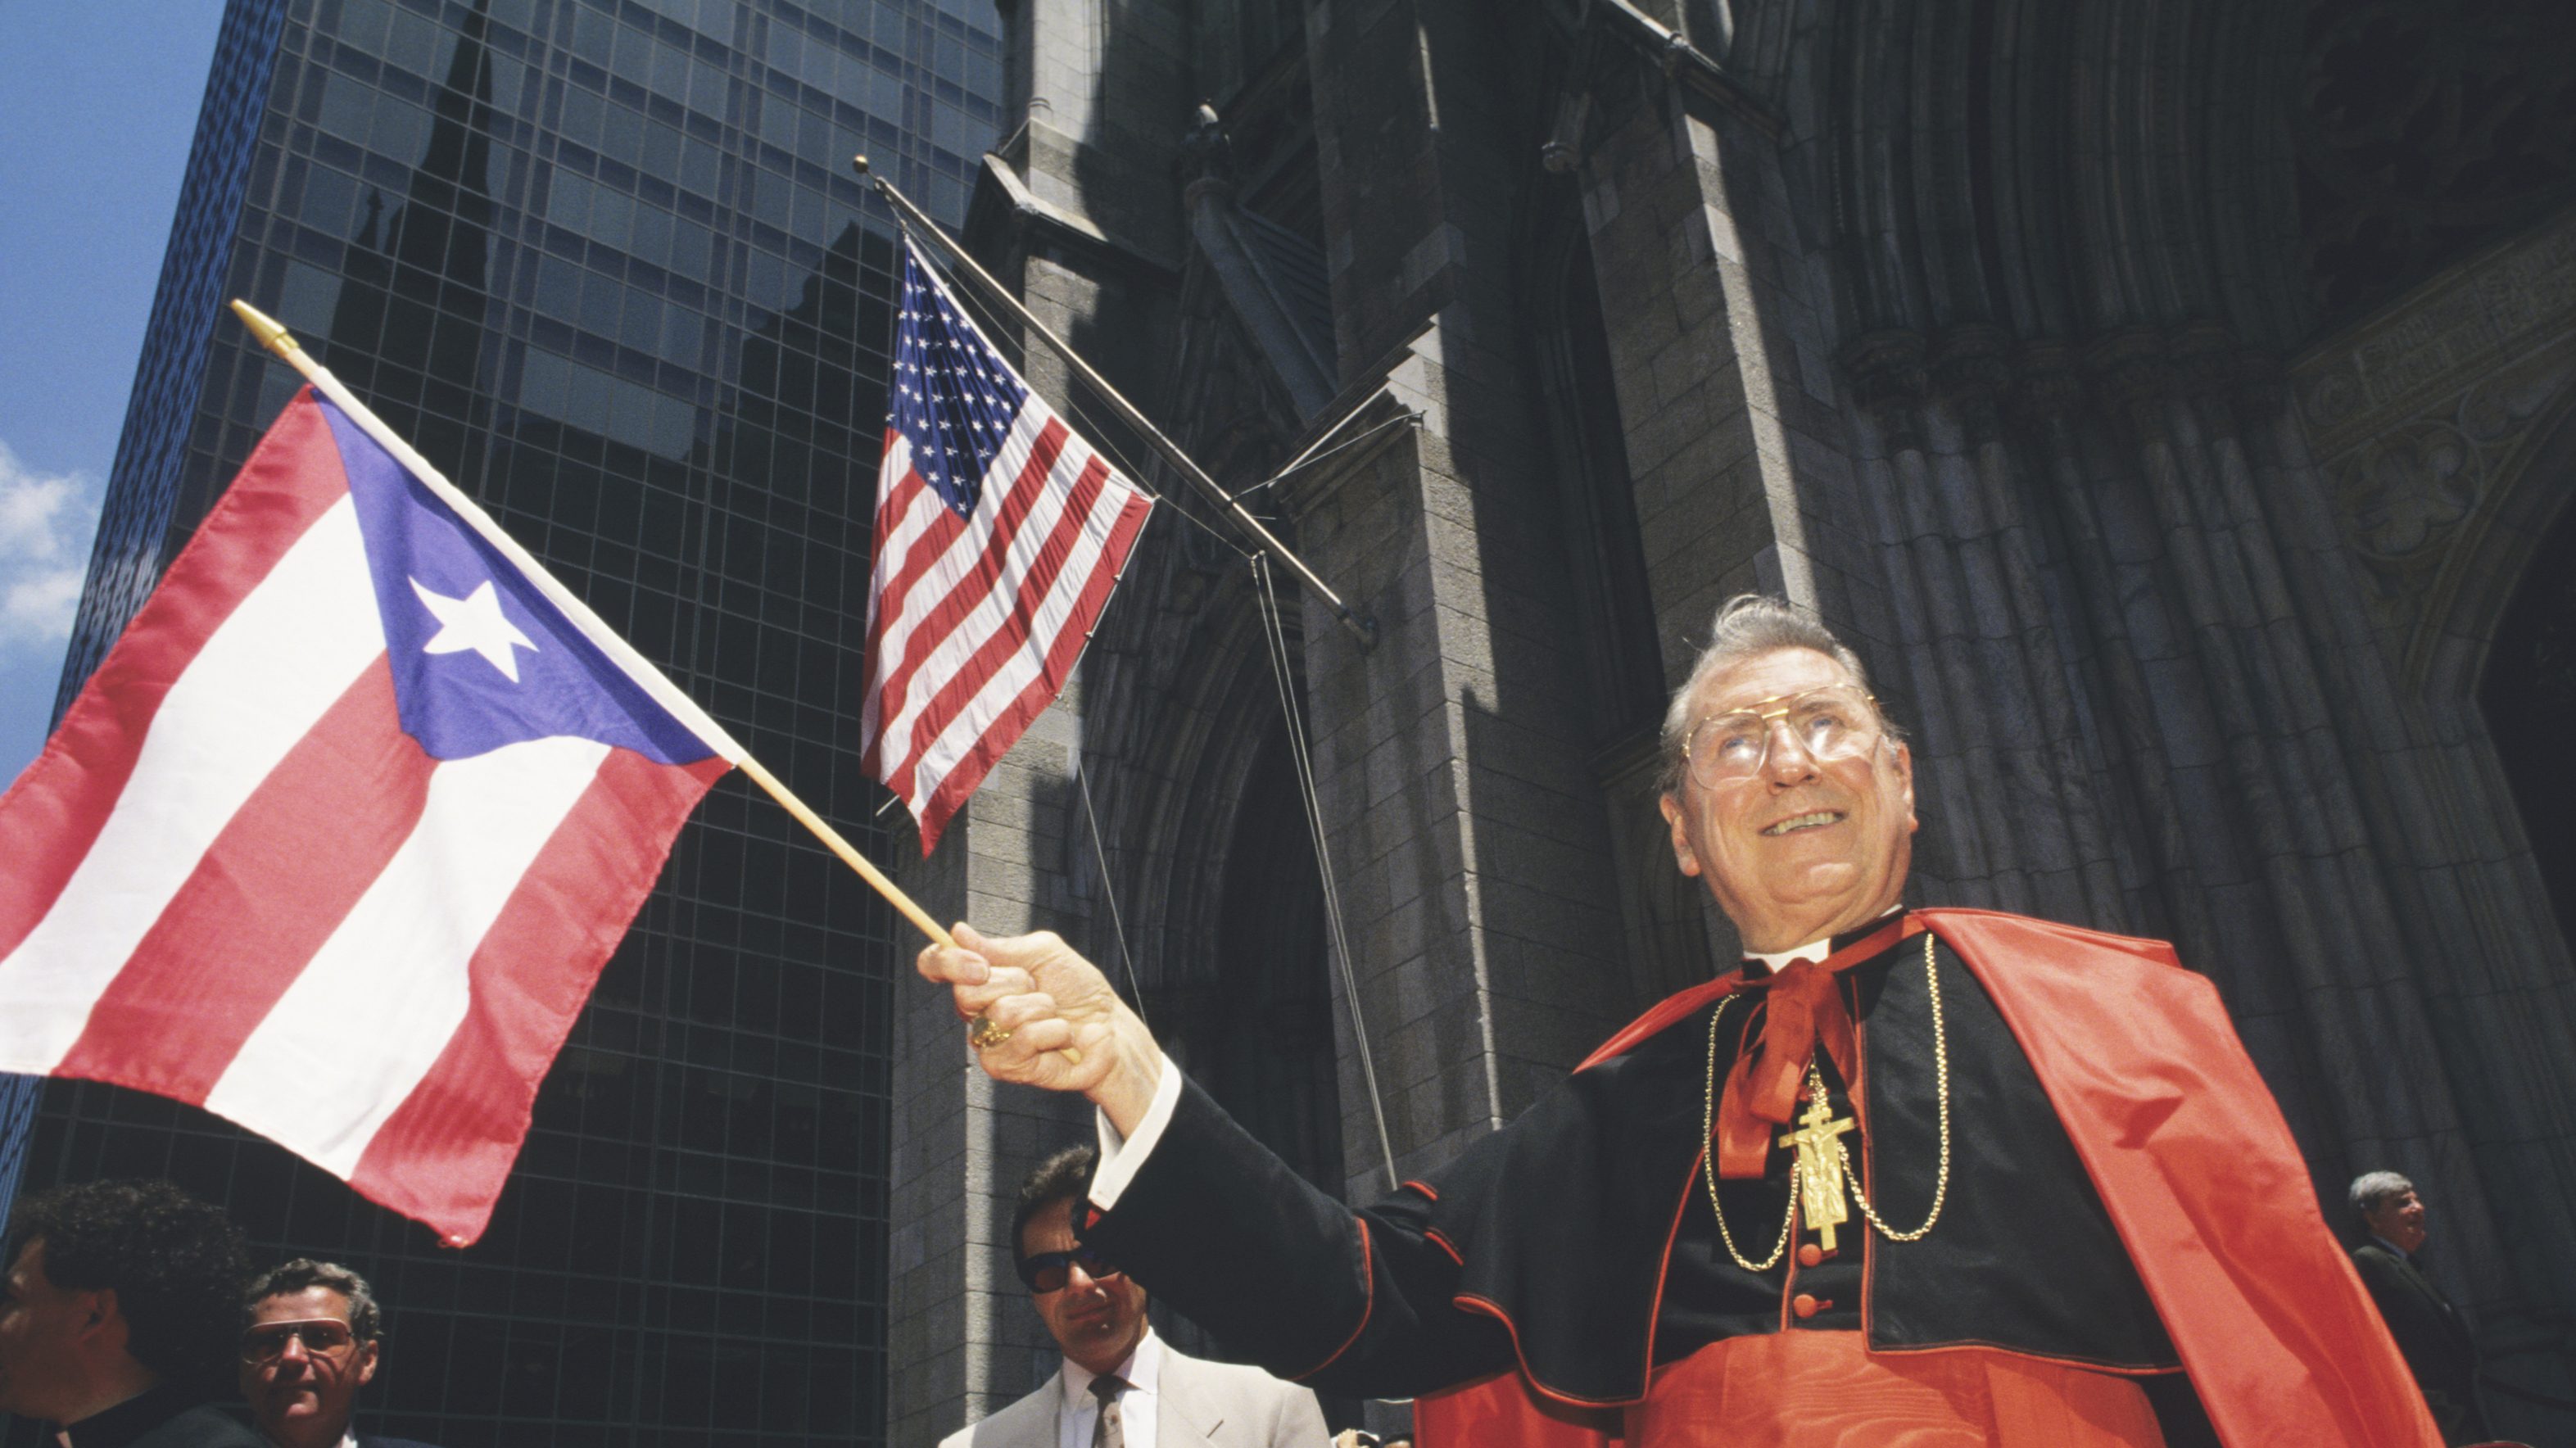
[239,1319,358,1364]
[1680,685,1883,789]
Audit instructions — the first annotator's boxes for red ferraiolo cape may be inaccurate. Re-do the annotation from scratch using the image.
[1415,907,2442,1448]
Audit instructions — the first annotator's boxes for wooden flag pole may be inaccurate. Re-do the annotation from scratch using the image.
[226,301,962,959]
[736,757,953,948]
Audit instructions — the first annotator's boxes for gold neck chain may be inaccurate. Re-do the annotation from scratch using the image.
[1699,930,1951,1271]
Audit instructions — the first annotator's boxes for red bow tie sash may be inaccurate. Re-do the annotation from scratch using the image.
[1714,916,1925,1179]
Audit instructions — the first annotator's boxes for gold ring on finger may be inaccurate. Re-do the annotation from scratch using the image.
[967,1015,1013,1051]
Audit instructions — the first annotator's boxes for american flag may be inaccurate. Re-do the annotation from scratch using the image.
[859,241,1152,853]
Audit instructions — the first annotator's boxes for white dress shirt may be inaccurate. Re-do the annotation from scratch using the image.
[1089,1052,1184,1210]
[1056,1326,1165,1448]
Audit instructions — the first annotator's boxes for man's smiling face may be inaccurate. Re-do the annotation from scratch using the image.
[1659,645,1917,953]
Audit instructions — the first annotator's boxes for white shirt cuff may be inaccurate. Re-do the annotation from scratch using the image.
[1089,1051,1183,1210]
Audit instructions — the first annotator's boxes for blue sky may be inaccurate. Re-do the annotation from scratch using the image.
[0,7,228,784]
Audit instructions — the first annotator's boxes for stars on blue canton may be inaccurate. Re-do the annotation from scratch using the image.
[889,242,1032,518]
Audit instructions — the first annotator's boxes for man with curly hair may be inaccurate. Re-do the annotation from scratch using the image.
[0,1179,264,1446]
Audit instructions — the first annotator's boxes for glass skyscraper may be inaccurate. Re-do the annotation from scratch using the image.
[27,0,1003,1441]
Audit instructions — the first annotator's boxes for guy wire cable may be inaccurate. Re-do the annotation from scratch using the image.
[1073,750,1151,1029]
[1253,552,1399,1191]
[1229,410,1419,503]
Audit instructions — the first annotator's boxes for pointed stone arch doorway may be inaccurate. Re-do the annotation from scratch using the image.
[1157,717,1346,1198]
[2476,447,2576,952]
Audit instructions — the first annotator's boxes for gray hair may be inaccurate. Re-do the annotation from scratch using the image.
[2347,1170,2415,1225]
[247,1257,384,1342]
[1657,595,1901,794]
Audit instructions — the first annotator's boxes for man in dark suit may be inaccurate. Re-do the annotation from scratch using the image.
[238,1260,434,1448]
[2351,1171,2493,1446]
[943,1147,1329,1448]
[0,1179,265,1446]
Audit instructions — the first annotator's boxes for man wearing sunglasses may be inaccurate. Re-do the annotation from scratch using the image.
[923,594,2462,1447]
[941,1147,1328,1448]
[238,1260,433,1448]
[0,1179,264,1446]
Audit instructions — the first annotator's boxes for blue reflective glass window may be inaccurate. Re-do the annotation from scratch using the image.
[319,70,373,141]
[668,215,712,278]
[688,57,728,117]
[757,94,797,148]
[680,136,720,195]
[599,100,645,165]
[589,184,636,246]
[630,201,672,267]
[560,85,604,147]
[620,290,663,352]
[578,269,622,334]
[301,163,359,233]
[641,117,682,175]
[372,92,430,164]
[547,170,593,230]
[334,0,392,51]
[387,7,443,76]
[752,169,791,229]
[569,5,612,66]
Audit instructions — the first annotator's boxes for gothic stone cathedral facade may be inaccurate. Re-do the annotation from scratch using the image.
[885,2,2576,1441]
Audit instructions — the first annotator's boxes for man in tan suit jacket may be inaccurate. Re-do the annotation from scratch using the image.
[943,1147,1329,1448]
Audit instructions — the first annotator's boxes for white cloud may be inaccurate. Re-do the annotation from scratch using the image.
[0,439,102,650]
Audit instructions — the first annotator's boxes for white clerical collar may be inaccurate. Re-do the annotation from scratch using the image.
[1745,939,1830,975]
[1058,1325,1163,1410]
[1741,910,1906,975]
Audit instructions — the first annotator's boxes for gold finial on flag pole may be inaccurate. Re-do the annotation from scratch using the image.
[230,300,300,355]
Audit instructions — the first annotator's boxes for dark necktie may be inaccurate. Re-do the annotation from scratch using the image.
[1089,1373,1130,1448]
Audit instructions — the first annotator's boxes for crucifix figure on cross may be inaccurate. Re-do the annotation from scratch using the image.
[1779,1084,1857,1253]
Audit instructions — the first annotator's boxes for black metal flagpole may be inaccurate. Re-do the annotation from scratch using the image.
[853,156,1378,649]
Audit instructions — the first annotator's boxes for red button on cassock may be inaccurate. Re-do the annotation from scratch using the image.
[1797,1243,1826,1268]
[1791,1293,1821,1319]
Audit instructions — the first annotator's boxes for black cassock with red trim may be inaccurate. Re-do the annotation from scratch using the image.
[1075,909,2442,1448]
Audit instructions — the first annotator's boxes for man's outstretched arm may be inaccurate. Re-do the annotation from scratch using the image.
[917,927,1514,1399]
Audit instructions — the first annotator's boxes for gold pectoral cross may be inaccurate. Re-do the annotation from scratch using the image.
[1778,1088,1856,1251]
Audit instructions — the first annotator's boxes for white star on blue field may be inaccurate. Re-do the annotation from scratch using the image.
[411,577,540,683]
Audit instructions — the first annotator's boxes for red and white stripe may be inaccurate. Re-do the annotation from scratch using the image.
[0,395,721,1243]
[858,389,1152,853]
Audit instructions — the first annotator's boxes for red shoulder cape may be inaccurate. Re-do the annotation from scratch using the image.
[1415,907,2440,1448]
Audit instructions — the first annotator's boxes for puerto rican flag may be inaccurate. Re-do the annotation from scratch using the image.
[0,385,736,1246]
[858,241,1152,853]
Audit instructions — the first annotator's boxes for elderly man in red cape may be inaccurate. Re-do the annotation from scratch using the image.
[921,595,2450,1447]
